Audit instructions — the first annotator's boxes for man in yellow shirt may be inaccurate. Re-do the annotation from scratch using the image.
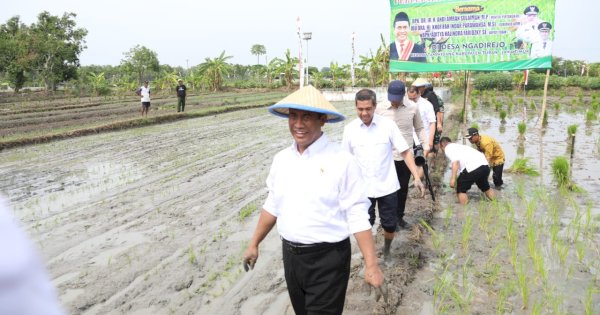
[465,128,505,188]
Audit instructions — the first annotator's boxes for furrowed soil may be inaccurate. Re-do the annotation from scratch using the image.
[1,91,598,314]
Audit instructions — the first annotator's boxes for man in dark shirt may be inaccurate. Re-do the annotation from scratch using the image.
[176,79,187,112]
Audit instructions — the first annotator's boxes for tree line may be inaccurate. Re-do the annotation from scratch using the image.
[1,12,599,96]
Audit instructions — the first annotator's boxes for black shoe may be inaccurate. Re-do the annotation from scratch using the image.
[396,218,409,231]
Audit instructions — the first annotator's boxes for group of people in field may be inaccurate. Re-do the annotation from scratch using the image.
[243,82,506,314]
[135,79,188,117]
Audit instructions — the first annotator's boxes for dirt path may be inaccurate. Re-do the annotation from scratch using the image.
[0,99,452,314]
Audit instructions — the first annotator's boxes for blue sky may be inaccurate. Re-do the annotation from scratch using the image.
[1,0,598,69]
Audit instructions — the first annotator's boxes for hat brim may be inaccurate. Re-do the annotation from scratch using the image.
[388,94,404,102]
[268,103,345,123]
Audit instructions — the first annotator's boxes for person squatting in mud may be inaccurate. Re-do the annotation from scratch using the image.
[242,86,386,314]
[439,137,496,205]
[342,88,425,263]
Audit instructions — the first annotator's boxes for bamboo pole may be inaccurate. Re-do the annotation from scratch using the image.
[537,69,551,128]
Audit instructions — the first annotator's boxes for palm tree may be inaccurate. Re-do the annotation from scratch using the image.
[197,51,232,91]
[250,44,266,65]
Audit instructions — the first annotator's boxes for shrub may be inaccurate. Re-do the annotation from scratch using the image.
[473,72,513,90]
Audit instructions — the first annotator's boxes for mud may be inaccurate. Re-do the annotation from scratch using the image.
[0,95,598,314]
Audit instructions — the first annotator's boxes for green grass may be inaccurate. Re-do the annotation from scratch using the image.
[551,156,570,188]
[518,122,527,136]
[239,203,257,220]
[586,110,596,122]
[567,124,578,137]
[507,158,539,176]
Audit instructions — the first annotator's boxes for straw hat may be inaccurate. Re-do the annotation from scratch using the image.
[268,85,345,123]
[412,78,430,87]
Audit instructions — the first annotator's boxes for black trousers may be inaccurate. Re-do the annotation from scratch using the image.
[394,160,411,220]
[492,163,504,187]
[282,238,351,315]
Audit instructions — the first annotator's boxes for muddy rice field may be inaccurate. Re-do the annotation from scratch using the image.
[0,90,598,314]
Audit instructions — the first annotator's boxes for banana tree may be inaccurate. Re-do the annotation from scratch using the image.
[197,51,232,91]
[273,49,297,90]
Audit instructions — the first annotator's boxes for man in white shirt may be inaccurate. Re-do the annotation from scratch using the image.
[376,81,428,230]
[439,137,496,204]
[243,86,385,314]
[342,89,424,261]
[0,197,64,315]
[530,22,553,58]
[137,80,151,117]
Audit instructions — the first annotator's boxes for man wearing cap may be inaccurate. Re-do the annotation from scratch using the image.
[376,81,428,230]
[514,5,542,49]
[465,128,505,188]
[243,86,385,314]
[530,22,553,58]
[342,88,425,261]
[439,137,496,205]
[137,80,151,117]
[389,11,426,62]
[413,78,444,150]
[175,79,187,112]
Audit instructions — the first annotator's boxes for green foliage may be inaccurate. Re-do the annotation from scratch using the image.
[551,156,570,188]
[586,110,596,122]
[250,44,266,65]
[508,158,539,176]
[198,51,233,91]
[518,122,526,136]
[553,102,560,111]
[567,124,578,136]
[499,110,507,122]
[543,110,548,126]
[120,45,160,83]
[470,122,479,130]
[473,72,513,90]
[239,203,257,220]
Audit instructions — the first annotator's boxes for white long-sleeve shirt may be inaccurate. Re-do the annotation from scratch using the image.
[263,134,371,244]
[342,114,409,198]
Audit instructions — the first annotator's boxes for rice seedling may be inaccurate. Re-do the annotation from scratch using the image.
[559,90,566,100]
[499,110,507,123]
[567,124,578,137]
[584,283,598,315]
[494,101,502,111]
[507,101,514,112]
[471,97,478,110]
[555,239,569,265]
[571,98,578,107]
[591,100,599,112]
[507,158,540,176]
[543,110,548,126]
[551,156,570,188]
[461,215,473,253]
[470,122,479,130]
[514,259,530,309]
[238,203,257,220]
[575,241,585,263]
[530,100,537,110]
[518,122,527,137]
[553,102,560,111]
[586,110,596,122]
[496,281,516,315]
[188,245,198,265]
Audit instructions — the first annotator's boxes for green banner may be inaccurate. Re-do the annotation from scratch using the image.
[389,0,556,72]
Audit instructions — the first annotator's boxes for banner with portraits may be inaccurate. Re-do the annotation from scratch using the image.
[389,0,556,72]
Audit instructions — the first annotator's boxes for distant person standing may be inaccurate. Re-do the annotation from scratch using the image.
[439,137,496,205]
[465,128,506,188]
[137,80,151,117]
[176,79,187,112]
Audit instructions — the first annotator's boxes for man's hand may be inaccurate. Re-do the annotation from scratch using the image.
[242,246,258,272]
[364,264,386,302]
[449,177,456,188]
[414,178,426,197]
[436,123,443,133]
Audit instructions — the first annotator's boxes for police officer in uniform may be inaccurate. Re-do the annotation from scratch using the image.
[530,22,553,58]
